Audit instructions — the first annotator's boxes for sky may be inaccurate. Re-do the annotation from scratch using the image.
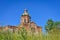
[0,0,60,31]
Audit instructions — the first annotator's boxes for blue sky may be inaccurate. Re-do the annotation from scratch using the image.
[0,0,60,31]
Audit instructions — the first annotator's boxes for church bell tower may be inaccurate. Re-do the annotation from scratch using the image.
[21,9,31,24]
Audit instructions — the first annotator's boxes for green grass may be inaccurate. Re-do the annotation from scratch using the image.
[0,29,60,40]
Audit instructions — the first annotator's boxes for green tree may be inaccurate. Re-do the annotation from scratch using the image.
[45,19,54,31]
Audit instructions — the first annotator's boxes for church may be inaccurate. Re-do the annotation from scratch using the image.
[0,9,42,33]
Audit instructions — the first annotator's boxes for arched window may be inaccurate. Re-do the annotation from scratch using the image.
[24,19,26,23]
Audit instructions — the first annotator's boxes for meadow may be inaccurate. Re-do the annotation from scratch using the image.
[0,28,60,40]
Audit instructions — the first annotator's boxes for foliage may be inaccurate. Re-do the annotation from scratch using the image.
[45,19,60,32]
[45,19,54,31]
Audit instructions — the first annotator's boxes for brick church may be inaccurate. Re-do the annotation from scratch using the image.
[0,9,42,33]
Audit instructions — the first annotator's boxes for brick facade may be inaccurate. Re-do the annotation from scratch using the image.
[0,9,42,33]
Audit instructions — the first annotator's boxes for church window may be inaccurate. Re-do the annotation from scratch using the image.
[24,19,26,23]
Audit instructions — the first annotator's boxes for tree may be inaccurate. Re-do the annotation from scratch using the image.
[45,19,54,32]
[45,19,60,33]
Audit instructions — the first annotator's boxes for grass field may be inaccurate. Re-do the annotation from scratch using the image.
[0,29,60,40]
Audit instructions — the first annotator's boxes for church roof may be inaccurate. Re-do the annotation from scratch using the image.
[4,25,17,29]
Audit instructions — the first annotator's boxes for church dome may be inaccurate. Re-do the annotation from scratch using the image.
[22,9,29,16]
